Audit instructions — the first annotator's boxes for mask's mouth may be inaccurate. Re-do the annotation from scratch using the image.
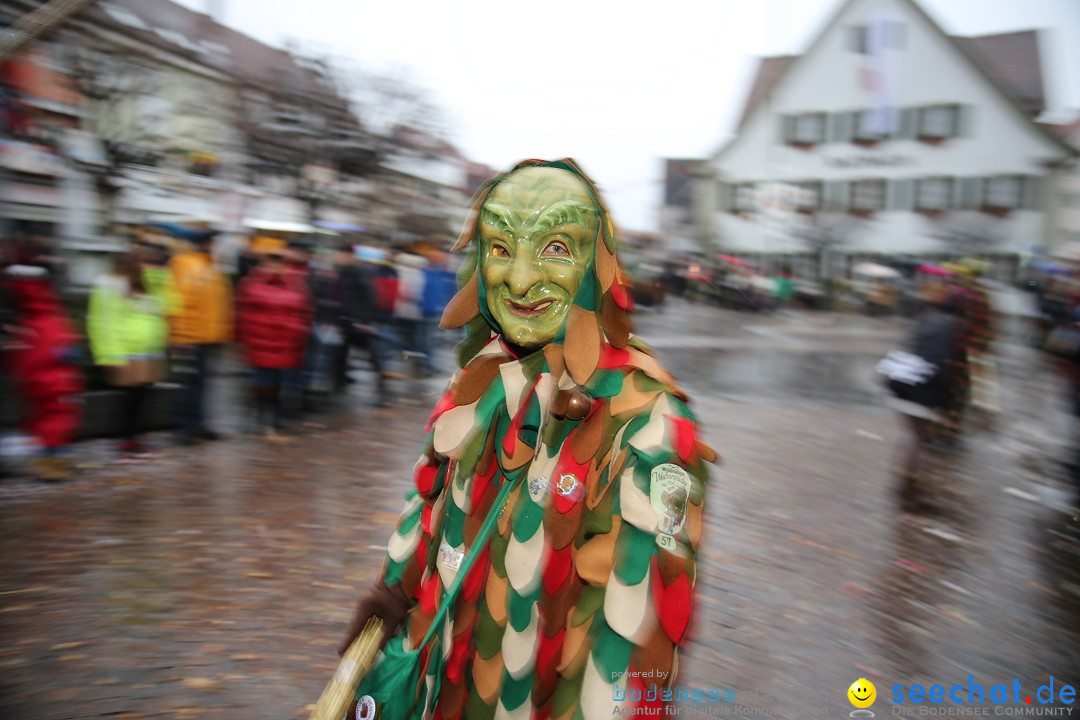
[505,298,556,317]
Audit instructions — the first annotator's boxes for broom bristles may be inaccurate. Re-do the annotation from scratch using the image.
[309,618,383,720]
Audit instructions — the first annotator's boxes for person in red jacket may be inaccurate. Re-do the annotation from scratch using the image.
[2,264,84,480]
[235,248,312,438]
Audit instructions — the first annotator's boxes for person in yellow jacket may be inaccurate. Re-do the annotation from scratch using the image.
[167,229,233,444]
[87,250,176,457]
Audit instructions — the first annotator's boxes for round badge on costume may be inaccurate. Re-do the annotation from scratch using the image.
[356,695,377,720]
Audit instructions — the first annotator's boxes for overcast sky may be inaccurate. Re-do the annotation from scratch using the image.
[176,0,1080,231]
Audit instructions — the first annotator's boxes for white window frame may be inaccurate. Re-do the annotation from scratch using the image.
[915,177,953,212]
[984,176,1024,210]
[790,113,826,145]
[851,179,887,212]
[917,105,958,140]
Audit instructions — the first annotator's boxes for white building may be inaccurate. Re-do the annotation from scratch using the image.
[1049,120,1080,256]
[693,0,1076,280]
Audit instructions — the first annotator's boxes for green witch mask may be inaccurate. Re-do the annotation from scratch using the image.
[441,159,633,386]
[479,167,598,349]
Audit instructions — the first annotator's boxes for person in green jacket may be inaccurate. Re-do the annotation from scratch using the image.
[87,249,176,457]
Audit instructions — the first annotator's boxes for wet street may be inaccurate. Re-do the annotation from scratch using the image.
[2,302,1078,719]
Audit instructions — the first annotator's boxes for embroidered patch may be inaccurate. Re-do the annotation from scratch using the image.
[438,541,464,571]
[650,463,692,541]
[554,473,584,503]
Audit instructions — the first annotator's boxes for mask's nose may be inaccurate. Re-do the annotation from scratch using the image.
[506,252,542,297]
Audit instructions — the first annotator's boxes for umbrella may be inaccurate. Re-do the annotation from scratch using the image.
[852,262,900,279]
[917,264,953,276]
[1030,260,1069,276]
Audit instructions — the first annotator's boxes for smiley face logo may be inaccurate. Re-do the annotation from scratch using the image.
[848,678,876,709]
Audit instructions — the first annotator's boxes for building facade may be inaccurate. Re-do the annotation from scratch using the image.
[2,0,474,283]
[691,0,1075,280]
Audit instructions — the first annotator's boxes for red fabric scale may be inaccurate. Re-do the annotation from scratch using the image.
[445,614,478,685]
[415,462,438,495]
[551,445,590,515]
[598,345,630,369]
[541,544,573,596]
[419,573,440,615]
[609,279,633,311]
[649,556,692,644]
[501,378,539,457]
[666,415,697,462]
[426,390,457,431]
[421,504,433,535]
[533,627,565,690]
[462,547,489,602]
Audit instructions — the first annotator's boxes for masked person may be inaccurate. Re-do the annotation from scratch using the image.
[338,160,716,720]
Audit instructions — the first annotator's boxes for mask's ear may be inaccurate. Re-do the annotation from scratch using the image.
[440,269,478,329]
[449,178,495,253]
[441,179,496,330]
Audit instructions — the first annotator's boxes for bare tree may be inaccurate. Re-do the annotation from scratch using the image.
[925,210,1009,256]
[344,65,447,162]
[65,40,164,230]
[790,210,863,280]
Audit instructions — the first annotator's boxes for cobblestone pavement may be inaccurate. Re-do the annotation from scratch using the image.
[1,303,1078,719]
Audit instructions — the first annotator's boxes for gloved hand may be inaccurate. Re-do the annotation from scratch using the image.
[338,580,413,656]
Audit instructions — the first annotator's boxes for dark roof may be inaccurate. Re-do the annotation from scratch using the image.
[736,55,794,130]
[736,30,1044,131]
[955,30,1044,117]
[77,0,352,112]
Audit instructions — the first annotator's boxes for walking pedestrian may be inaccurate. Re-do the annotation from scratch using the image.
[86,250,173,458]
[167,228,232,444]
[342,247,402,406]
[2,263,83,480]
[235,246,312,437]
[881,284,966,504]
[419,251,457,375]
[393,252,428,373]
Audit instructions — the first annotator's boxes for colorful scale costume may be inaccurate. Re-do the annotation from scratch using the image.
[377,160,716,720]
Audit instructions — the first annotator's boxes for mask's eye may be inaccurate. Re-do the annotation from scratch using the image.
[542,240,570,257]
[490,244,510,258]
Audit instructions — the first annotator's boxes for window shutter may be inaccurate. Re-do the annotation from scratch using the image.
[830,112,852,143]
[1023,175,1042,211]
[825,180,850,209]
[949,177,964,208]
[827,113,840,142]
[780,115,792,144]
[717,182,733,212]
[958,177,981,208]
[890,179,913,211]
[955,104,971,138]
[897,107,916,139]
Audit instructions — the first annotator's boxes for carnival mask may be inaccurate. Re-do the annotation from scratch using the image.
[478,167,598,349]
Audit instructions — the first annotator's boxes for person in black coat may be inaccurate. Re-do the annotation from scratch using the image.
[886,284,966,501]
